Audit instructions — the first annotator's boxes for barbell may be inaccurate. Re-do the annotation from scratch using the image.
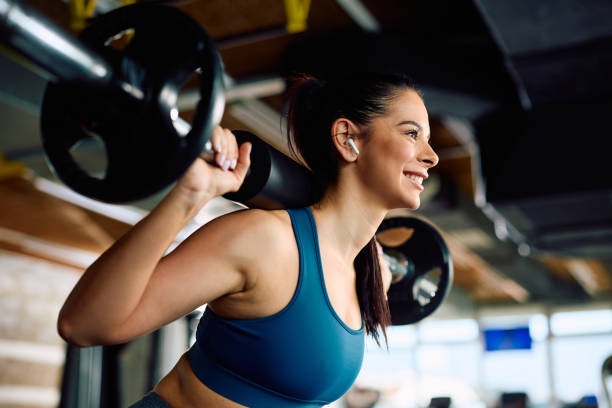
[0,1,452,325]
[2,0,224,202]
[377,216,453,325]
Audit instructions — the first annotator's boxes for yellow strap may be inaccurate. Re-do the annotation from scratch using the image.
[68,0,97,31]
[284,0,311,34]
[0,154,26,180]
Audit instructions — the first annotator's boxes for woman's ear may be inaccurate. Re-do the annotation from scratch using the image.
[331,118,361,162]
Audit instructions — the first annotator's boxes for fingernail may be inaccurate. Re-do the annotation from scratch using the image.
[230,159,237,169]
[223,159,230,171]
[218,154,226,166]
[215,142,222,152]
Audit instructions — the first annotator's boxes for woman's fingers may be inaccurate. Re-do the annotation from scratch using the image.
[211,126,225,168]
[223,127,238,170]
[211,126,230,170]
[209,126,244,172]
[226,128,238,170]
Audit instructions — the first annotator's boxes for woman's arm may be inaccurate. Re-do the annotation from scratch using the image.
[57,127,252,346]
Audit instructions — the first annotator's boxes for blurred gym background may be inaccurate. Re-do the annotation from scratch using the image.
[0,0,611,407]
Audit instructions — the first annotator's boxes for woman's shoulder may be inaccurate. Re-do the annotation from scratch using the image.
[202,207,294,251]
[209,207,289,231]
[205,208,298,290]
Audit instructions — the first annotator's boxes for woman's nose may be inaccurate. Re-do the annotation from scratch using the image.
[419,141,439,168]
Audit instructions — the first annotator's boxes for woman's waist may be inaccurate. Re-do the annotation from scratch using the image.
[154,353,246,408]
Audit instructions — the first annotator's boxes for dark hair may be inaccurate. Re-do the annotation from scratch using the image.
[285,72,419,347]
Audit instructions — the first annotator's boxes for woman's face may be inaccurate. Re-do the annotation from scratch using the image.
[357,89,438,210]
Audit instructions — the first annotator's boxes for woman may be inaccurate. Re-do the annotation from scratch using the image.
[57,72,438,407]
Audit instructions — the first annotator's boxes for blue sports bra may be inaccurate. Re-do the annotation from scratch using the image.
[187,207,365,407]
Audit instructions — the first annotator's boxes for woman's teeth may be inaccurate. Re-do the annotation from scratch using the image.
[406,174,423,185]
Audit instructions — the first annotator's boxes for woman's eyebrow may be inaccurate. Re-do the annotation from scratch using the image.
[396,120,431,141]
[396,120,422,129]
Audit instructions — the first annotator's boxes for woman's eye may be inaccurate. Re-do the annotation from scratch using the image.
[405,130,419,140]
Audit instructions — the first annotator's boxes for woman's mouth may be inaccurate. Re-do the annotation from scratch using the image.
[403,171,425,191]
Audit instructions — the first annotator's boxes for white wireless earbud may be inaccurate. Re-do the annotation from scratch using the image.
[347,139,360,156]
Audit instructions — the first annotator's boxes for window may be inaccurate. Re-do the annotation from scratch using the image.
[481,342,551,404]
[552,335,612,402]
[550,309,612,336]
[480,313,550,404]
[418,319,479,343]
[416,343,481,404]
[357,327,417,406]
[353,308,612,408]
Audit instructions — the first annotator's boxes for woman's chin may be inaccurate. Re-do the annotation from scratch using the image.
[395,195,420,210]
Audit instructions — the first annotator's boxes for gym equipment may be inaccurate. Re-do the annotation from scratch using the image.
[377,216,453,325]
[1,1,452,325]
[224,130,320,209]
[603,355,612,408]
[1,1,224,202]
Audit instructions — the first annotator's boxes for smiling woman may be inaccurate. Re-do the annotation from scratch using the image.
[286,73,437,209]
[57,72,440,408]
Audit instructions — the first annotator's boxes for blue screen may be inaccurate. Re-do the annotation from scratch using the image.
[483,327,532,351]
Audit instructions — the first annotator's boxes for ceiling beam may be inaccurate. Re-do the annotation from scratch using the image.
[177,76,286,111]
[539,255,612,298]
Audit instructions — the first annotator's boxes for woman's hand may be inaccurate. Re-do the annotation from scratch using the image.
[174,126,252,202]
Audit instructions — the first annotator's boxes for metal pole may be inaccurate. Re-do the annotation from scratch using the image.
[0,0,111,85]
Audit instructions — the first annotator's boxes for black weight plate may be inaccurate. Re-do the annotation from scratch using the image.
[40,3,225,202]
[378,216,453,325]
[223,130,321,209]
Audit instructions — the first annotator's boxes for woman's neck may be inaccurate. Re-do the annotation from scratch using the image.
[310,179,387,264]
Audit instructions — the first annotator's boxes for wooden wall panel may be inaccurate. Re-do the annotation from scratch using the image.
[0,177,127,254]
[0,250,78,408]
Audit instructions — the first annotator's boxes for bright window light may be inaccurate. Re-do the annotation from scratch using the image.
[529,314,549,341]
[482,342,551,404]
[387,325,417,349]
[419,319,479,343]
[550,309,612,336]
[552,335,612,402]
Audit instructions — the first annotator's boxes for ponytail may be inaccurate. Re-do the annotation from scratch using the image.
[355,237,392,347]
